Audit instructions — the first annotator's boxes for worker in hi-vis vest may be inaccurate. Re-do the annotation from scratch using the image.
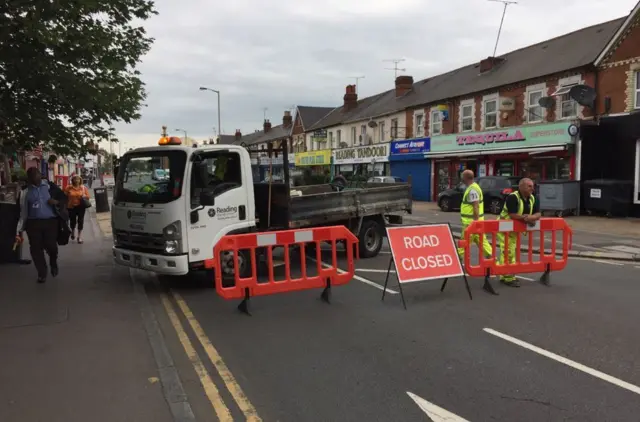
[496,177,541,287]
[457,170,493,260]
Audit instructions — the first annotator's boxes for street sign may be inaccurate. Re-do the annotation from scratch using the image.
[386,224,463,283]
[382,224,470,309]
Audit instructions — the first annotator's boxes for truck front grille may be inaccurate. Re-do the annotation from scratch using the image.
[115,230,165,253]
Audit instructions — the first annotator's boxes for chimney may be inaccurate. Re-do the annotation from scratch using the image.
[263,119,272,133]
[234,129,242,141]
[479,56,505,73]
[343,84,358,111]
[282,110,293,127]
[395,75,414,97]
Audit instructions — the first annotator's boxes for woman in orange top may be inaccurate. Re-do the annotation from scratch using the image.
[65,176,90,243]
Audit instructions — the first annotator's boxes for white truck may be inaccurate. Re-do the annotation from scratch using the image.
[111,137,412,278]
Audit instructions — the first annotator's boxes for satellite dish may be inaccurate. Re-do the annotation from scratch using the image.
[538,97,555,109]
[569,84,596,108]
[367,120,378,128]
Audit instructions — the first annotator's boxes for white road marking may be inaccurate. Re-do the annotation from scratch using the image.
[594,260,625,266]
[517,276,535,282]
[307,257,399,295]
[407,392,470,422]
[484,328,640,396]
[356,268,395,274]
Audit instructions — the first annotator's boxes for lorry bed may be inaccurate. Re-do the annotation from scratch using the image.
[253,182,412,230]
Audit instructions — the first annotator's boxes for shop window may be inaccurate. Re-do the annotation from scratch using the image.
[484,99,497,128]
[415,113,424,137]
[495,160,514,176]
[390,118,399,138]
[635,71,640,109]
[461,105,473,131]
[430,110,442,135]
[527,90,543,122]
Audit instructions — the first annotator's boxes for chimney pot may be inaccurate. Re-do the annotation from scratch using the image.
[343,84,358,111]
[234,129,242,141]
[283,110,293,127]
[263,119,272,133]
[395,75,414,97]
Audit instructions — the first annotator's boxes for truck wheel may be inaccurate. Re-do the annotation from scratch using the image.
[439,197,451,212]
[219,250,252,286]
[359,219,383,258]
[489,199,502,215]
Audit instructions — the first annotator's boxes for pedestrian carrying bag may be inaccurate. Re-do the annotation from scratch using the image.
[81,187,91,209]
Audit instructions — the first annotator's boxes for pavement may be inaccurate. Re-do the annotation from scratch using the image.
[410,201,640,262]
[5,195,639,421]
[0,207,182,422]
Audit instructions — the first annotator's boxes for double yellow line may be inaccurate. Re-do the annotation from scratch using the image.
[161,291,262,421]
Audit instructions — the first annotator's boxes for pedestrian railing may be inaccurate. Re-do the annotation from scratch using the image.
[213,226,359,315]
[458,218,573,293]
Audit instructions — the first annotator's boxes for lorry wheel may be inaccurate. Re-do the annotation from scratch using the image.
[219,250,252,286]
[439,197,451,212]
[359,220,383,258]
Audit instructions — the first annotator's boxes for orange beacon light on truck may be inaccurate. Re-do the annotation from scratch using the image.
[158,136,182,146]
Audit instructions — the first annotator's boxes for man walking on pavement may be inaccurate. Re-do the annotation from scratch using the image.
[457,169,493,261]
[496,177,541,287]
[16,167,67,283]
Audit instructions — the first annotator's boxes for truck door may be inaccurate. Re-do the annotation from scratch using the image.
[187,151,251,262]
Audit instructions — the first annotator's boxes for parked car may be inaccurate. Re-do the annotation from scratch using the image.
[367,176,405,183]
[437,176,521,214]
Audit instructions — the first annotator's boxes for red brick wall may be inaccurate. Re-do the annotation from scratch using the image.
[596,64,630,114]
[608,17,640,63]
[291,112,304,135]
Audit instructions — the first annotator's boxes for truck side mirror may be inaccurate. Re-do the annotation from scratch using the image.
[200,191,215,206]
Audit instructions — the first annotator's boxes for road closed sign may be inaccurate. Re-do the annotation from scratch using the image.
[386,224,463,283]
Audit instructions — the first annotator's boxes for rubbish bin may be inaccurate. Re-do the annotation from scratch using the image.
[538,180,580,217]
[582,179,633,217]
[94,187,110,213]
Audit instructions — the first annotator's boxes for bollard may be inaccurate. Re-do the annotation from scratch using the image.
[93,187,110,213]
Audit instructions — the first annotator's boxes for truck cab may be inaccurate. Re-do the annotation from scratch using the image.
[111,137,257,275]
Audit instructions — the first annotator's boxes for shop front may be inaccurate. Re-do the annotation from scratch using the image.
[294,150,332,183]
[388,138,431,201]
[332,143,390,180]
[258,152,295,182]
[427,122,578,200]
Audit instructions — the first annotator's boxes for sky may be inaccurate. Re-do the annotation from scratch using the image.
[111,0,638,152]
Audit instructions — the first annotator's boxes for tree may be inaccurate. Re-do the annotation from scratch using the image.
[0,0,157,182]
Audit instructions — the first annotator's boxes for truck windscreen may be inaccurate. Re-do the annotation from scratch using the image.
[114,150,187,204]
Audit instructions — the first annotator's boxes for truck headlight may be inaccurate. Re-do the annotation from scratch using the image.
[163,221,182,240]
[164,240,178,254]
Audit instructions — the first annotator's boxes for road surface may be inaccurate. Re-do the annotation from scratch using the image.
[135,222,640,421]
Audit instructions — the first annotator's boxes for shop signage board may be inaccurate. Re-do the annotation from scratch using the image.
[295,150,331,166]
[390,138,431,155]
[429,122,575,153]
[332,143,390,165]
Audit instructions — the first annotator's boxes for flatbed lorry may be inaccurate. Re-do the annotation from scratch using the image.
[111,136,412,278]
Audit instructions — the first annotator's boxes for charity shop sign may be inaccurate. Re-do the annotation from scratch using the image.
[386,224,463,283]
[332,143,390,165]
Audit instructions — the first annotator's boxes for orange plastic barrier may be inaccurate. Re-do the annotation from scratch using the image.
[458,218,573,294]
[214,226,359,314]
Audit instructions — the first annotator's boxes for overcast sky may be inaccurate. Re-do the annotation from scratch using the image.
[111,0,637,151]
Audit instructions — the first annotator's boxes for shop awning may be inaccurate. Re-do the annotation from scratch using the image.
[425,144,568,159]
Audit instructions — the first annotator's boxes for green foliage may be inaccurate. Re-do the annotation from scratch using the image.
[0,0,157,157]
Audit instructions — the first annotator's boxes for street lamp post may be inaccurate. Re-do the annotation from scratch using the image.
[175,128,188,144]
[199,87,221,143]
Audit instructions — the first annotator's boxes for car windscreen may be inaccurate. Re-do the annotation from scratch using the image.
[115,150,187,204]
